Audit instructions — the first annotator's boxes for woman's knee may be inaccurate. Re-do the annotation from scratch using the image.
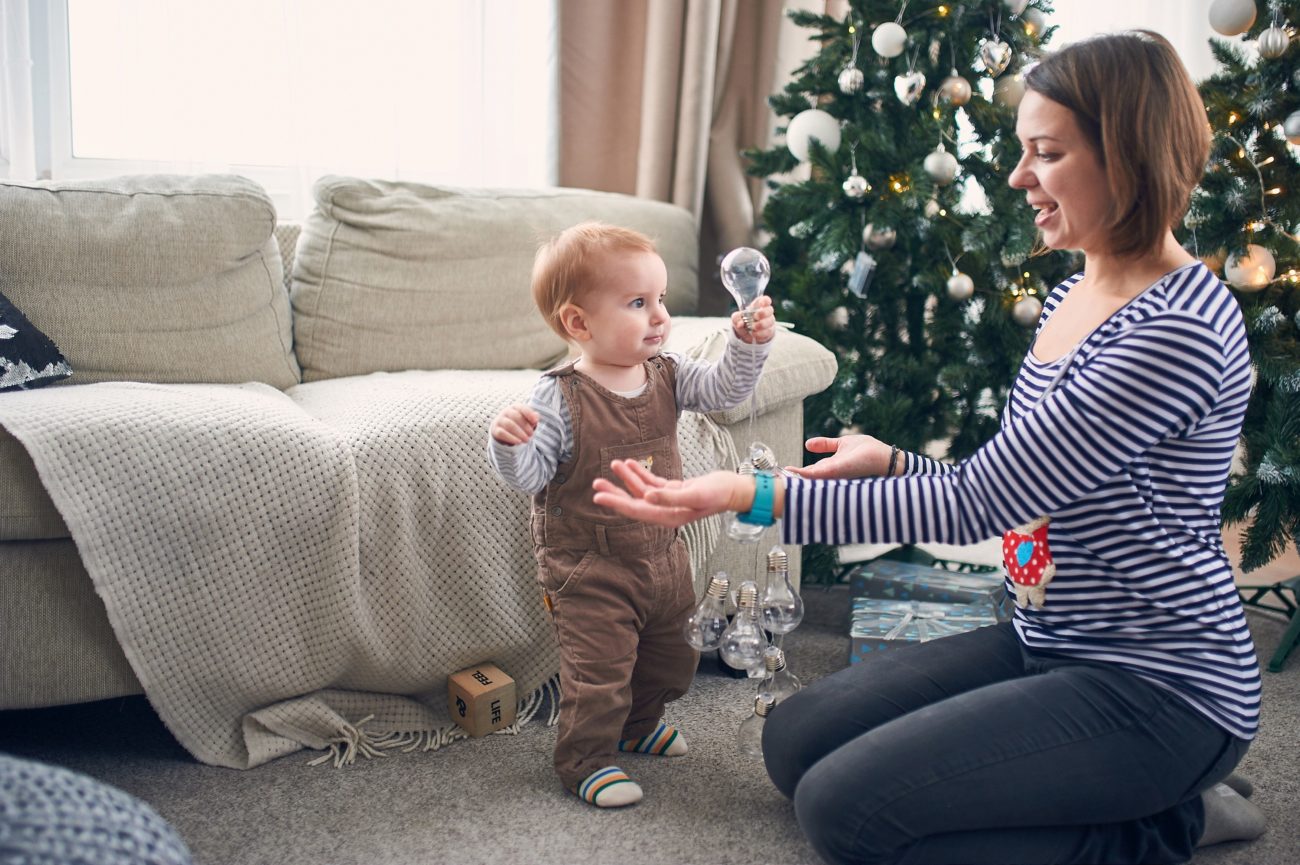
[793,759,896,865]
[760,695,804,798]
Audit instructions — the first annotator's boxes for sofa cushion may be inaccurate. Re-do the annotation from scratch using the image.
[665,318,838,426]
[0,290,73,390]
[291,177,700,381]
[0,175,300,388]
[0,425,69,540]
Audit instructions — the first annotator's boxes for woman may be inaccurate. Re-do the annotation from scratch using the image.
[593,31,1266,865]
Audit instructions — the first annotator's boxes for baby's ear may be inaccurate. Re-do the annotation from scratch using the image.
[558,302,592,342]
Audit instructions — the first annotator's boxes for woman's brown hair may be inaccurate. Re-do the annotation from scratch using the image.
[1023,30,1209,258]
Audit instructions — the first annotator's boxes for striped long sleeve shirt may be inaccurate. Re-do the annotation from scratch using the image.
[782,262,1261,740]
[489,331,771,495]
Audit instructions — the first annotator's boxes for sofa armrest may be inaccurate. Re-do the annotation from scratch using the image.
[665,317,837,426]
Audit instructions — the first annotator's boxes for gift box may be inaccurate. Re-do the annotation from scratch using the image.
[848,558,1011,622]
[848,598,998,664]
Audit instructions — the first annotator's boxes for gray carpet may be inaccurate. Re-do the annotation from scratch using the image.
[1,586,1296,865]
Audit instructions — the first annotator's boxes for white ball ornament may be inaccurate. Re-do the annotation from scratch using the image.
[1225,244,1276,291]
[838,66,866,94]
[1208,0,1258,37]
[1258,25,1290,59]
[923,145,959,186]
[826,306,850,330]
[1285,109,1300,145]
[786,109,841,162]
[1004,0,1030,14]
[946,271,975,300]
[871,22,908,58]
[1013,295,1043,326]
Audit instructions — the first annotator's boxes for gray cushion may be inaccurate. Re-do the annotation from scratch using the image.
[290,178,700,381]
[0,175,300,389]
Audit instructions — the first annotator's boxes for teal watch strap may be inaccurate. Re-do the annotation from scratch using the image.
[737,472,776,526]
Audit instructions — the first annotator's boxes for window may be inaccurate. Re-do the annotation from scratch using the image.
[3,0,556,219]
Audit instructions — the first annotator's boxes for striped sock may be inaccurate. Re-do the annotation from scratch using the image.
[618,722,688,756]
[576,766,642,808]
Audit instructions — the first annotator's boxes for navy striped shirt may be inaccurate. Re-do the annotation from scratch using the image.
[783,262,1261,739]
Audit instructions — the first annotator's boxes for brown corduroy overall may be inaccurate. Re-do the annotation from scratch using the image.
[531,356,699,790]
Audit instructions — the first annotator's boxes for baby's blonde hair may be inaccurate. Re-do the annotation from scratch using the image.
[532,222,657,340]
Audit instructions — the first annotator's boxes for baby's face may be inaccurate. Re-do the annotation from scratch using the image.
[573,250,671,367]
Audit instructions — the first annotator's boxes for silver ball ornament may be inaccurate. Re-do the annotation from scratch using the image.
[923,145,959,186]
[838,66,865,94]
[1285,109,1300,145]
[1258,25,1291,59]
[1021,8,1045,39]
[863,223,897,249]
[938,73,972,106]
[946,271,974,300]
[871,22,908,58]
[842,174,871,198]
[1003,0,1029,14]
[1012,295,1043,327]
[1208,0,1257,37]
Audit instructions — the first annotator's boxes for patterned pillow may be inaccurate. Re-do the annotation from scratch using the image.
[0,289,72,391]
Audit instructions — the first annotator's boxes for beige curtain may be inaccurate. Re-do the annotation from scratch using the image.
[558,0,789,314]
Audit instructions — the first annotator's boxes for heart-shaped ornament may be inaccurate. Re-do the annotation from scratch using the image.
[980,39,1012,77]
[893,71,926,105]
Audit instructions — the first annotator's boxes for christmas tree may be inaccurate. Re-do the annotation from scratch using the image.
[744,1,1075,577]
[745,1,1075,460]
[1191,0,1300,572]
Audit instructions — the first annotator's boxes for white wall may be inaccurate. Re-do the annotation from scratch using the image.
[1046,0,1220,81]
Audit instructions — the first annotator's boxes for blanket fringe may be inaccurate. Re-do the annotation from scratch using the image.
[307,674,563,767]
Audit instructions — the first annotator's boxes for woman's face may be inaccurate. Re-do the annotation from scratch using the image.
[1009,90,1110,256]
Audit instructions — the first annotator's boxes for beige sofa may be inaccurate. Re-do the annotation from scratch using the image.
[0,174,835,753]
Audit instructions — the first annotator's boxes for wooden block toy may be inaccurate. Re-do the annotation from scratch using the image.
[447,663,517,737]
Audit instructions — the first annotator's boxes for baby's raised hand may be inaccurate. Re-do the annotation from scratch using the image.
[733,295,776,345]
[491,404,540,446]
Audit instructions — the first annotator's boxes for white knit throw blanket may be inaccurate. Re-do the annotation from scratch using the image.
[0,372,732,769]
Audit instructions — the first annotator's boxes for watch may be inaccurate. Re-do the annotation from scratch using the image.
[737,471,776,526]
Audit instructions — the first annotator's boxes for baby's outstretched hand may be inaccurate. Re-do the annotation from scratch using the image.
[491,404,540,446]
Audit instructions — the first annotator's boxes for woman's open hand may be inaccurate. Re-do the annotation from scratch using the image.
[592,460,750,527]
[785,434,892,480]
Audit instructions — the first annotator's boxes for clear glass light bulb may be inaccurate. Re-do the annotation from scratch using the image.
[758,645,802,705]
[719,581,768,675]
[747,442,791,477]
[720,246,771,328]
[683,573,730,651]
[761,546,804,635]
[737,692,775,756]
[726,463,769,543]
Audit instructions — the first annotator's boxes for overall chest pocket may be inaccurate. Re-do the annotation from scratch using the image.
[599,435,678,484]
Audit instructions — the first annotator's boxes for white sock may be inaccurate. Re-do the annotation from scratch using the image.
[575,766,643,808]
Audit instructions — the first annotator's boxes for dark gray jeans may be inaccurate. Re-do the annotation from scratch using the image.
[762,621,1248,865]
